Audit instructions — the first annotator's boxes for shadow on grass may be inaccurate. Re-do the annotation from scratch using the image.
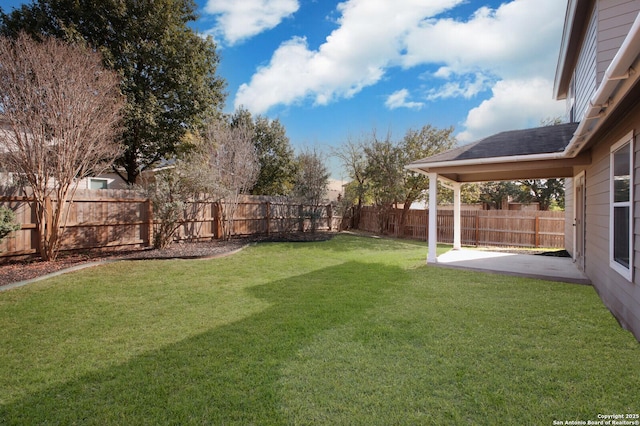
[0,260,407,425]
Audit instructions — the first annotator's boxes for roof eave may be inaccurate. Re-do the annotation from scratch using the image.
[554,0,589,100]
[553,0,578,100]
[405,151,565,173]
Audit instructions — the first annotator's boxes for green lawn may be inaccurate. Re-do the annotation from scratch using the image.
[0,234,638,425]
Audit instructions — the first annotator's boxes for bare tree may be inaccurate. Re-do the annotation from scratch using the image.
[0,33,123,260]
[294,148,330,233]
[332,136,368,228]
[202,119,259,241]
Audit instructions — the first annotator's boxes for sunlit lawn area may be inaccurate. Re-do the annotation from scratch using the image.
[0,234,638,424]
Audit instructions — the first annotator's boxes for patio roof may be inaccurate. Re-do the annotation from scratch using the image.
[406,122,591,183]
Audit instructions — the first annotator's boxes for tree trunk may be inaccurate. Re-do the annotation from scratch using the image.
[353,196,363,229]
[399,201,411,237]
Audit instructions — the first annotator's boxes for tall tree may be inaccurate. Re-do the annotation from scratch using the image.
[399,125,456,227]
[518,178,565,210]
[231,108,297,196]
[478,181,522,209]
[1,0,226,185]
[363,131,405,233]
[0,33,124,260]
[438,183,484,205]
[361,125,456,233]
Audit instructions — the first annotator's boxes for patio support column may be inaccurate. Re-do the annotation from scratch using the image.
[453,182,462,250]
[427,173,438,264]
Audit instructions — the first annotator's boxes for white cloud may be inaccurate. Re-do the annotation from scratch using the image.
[235,0,464,113]
[433,66,454,79]
[403,0,565,79]
[385,89,424,110]
[426,72,493,101]
[235,0,567,143]
[203,0,299,45]
[456,78,566,143]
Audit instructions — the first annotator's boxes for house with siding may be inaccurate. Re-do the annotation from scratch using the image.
[407,0,640,341]
[0,116,162,190]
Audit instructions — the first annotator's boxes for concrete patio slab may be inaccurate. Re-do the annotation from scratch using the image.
[435,249,591,285]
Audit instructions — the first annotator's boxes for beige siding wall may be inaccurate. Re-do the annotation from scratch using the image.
[597,0,640,83]
[574,5,598,121]
[582,105,640,341]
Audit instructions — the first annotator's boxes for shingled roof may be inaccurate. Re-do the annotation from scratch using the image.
[410,122,579,165]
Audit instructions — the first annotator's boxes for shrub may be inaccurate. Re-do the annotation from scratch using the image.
[141,169,193,249]
[0,207,20,244]
[139,161,213,249]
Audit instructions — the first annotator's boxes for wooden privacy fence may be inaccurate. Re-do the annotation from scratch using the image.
[357,206,566,248]
[0,190,340,261]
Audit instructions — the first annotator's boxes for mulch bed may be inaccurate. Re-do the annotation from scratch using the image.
[0,232,335,288]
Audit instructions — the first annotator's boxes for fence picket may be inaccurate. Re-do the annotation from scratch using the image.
[355,206,565,249]
[1,191,567,260]
[0,191,340,261]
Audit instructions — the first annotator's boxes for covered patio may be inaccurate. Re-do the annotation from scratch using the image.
[436,248,590,284]
[406,122,591,273]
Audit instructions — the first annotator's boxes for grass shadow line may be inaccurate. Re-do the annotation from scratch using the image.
[0,260,408,424]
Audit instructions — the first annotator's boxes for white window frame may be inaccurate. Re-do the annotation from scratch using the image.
[89,178,109,190]
[609,131,634,281]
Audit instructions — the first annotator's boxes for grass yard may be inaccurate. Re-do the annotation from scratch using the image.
[0,234,638,424]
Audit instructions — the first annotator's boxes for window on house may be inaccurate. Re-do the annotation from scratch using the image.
[610,133,634,280]
[89,178,108,190]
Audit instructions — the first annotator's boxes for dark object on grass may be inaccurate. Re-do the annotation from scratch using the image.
[535,250,571,257]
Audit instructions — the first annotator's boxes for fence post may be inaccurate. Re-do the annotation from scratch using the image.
[475,213,480,247]
[535,215,540,248]
[213,202,222,239]
[266,202,271,237]
[145,199,154,247]
[298,204,304,232]
[424,209,428,242]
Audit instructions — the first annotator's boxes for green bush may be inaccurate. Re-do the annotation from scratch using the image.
[0,207,20,243]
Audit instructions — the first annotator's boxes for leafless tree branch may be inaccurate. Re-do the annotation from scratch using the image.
[0,33,124,260]
[202,119,259,240]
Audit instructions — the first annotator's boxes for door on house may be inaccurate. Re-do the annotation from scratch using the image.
[575,173,586,271]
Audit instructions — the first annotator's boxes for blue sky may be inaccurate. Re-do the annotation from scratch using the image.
[2,0,569,178]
